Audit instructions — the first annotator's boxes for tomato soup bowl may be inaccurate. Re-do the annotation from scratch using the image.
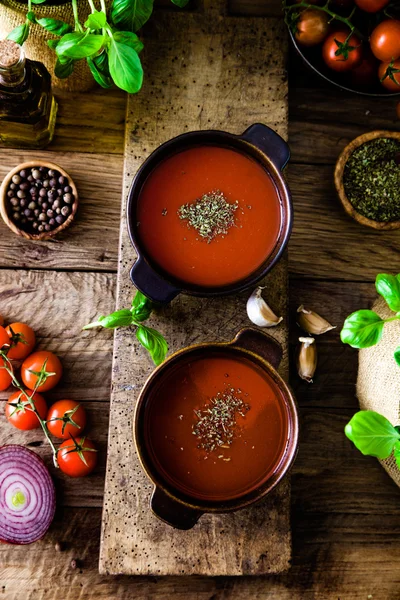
[134,328,299,530]
[127,124,292,304]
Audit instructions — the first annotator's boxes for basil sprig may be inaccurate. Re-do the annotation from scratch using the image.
[83,291,168,366]
[6,0,189,94]
[345,411,400,467]
[341,273,400,363]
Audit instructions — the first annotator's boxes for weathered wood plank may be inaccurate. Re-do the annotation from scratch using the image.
[101,8,290,576]
[0,150,122,271]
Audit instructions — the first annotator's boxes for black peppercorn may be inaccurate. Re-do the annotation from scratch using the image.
[20,198,27,208]
[41,202,48,210]
[24,209,32,217]
[20,181,30,191]
[7,190,14,198]
[32,169,41,180]
[29,187,37,196]
[19,169,27,178]
[38,213,47,222]
[49,218,56,226]
[34,209,40,217]
[64,185,72,193]
[10,197,19,207]
[11,174,21,185]
[47,191,57,201]
[47,209,54,218]
[39,188,47,198]
[63,193,73,204]
[9,183,16,190]
[48,169,56,177]
[56,215,65,225]
[61,206,70,217]
[59,176,66,186]
[38,224,44,232]
[49,178,57,188]
[53,199,61,209]
[13,212,20,221]
[28,201,36,210]
[17,190,26,199]
[42,179,50,188]
[27,175,34,182]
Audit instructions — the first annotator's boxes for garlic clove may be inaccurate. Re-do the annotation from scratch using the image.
[296,336,317,383]
[297,305,335,335]
[246,287,283,328]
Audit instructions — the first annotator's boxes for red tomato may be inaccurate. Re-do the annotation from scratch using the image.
[370,20,400,62]
[0,357,12,391]
[0,326,10,352]
[322,31,362,72]
[378,60,400,91]
[5,390,47,431]
[57,437,97,477]
[350,50,379,87]
[47,400,86,439]
[295,9,330,47]
[21,350,62,392]
[5,323,36,360]
[355,0,389,12]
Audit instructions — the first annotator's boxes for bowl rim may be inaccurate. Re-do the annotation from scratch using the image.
[0,160,79,241]
[133,330,299,513]
[334,130,400,230]
[127,128,293,298]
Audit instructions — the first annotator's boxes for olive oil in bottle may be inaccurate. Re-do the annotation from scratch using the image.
[0,39,57,149]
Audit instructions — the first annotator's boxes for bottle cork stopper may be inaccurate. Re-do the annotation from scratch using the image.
[0,40,21,69]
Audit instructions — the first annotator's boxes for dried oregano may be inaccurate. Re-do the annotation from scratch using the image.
[178,190,238,242]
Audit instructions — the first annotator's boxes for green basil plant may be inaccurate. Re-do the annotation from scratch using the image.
[7,0,189,93]
[341,273,400,467]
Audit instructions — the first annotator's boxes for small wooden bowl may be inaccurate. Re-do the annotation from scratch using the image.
[0,160,78,241]
[334,131,400,231]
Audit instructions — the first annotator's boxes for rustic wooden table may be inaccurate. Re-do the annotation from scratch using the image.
[1,1,400,598]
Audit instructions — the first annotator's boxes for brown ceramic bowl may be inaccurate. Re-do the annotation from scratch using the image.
[335,131,400,231]
[0,161,78,241]
[134,328,299,530]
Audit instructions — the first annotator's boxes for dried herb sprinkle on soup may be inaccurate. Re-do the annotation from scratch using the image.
[178,190,239,242]
[192,388,250,453]
[343,138,400,222]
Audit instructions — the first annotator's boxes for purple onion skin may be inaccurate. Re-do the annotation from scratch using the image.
[0,445,56,545]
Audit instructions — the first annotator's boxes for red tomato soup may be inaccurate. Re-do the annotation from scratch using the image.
[144,352,289,501]
[136,146,282,287]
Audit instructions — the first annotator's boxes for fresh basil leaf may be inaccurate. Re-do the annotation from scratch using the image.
[345,410,400,459]
[31,0,47,4]
[54,57,75,79]
[47,39,60,50]
[98,309,134,329]
[37,17,73,36]
[340,310,384,349]
[26,11,36,23]
[7,23,30,45]
[110,0,153,32]
[131,290,153,321]
[87,56,113,88]
[170,0,190,6]
[136,325,168,365]
[394,346,400,367]
[376,273,400,312]
[56,32,104,60]
[113,31,144,53]
[85,10,107,30]
[394,442,400,469]
[108,40,143,93]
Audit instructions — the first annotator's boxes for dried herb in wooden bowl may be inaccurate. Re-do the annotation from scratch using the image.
[343,138,400,222]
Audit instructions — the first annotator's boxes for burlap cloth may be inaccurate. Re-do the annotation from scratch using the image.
[357,297,400,486]
[0,0,111,91]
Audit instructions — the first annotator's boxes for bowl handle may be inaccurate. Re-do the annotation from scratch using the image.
[240,123,290,171]
[130,257,180,305]
[230,328,283,370]
[151,487,203,530]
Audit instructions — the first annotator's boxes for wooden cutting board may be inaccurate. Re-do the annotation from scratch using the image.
[99,0,289,576]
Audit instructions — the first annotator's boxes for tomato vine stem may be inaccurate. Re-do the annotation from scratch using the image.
[283,0,365,40]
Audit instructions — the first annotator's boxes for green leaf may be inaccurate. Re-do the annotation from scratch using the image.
[394,442,400,469]
[85,10,107,30]
[26,12,36,23]
[131,290,152,322]
[7,23,30,45]
[108,40,143,93]
[54,57,75,78]
[56,32,104,60]
[87,56,113,88]
[136,325,168,365]
[47,39,60,50]
[31,0,47,4]
[83,308,133,330]
[110,0,154,32]
[376,273,400,312]
[170,0,190,6]
[345,410,400,459]
[394,346,400,367]
[36,17,73,36]
[112,31,143,53]
[340,310,385,349]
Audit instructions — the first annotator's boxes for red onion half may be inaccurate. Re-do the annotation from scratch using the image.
[0,445,56,544]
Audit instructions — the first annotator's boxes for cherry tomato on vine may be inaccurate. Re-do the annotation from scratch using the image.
[350,50,378,87]
[322,31,362,72]
[0,326,10,352]
[378,59,400,91]
[295,9,330,47]
[21,350,62,392]
[355,0,389,12]
[57,437,98,477]
[0,357,12,391]
[47,400,87,439]
[5,323,36,360]
[5,390,47,431]
[370,20,400,62]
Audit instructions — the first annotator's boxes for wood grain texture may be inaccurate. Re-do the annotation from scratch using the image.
[100,8,290,576]
[0,150,122,271]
